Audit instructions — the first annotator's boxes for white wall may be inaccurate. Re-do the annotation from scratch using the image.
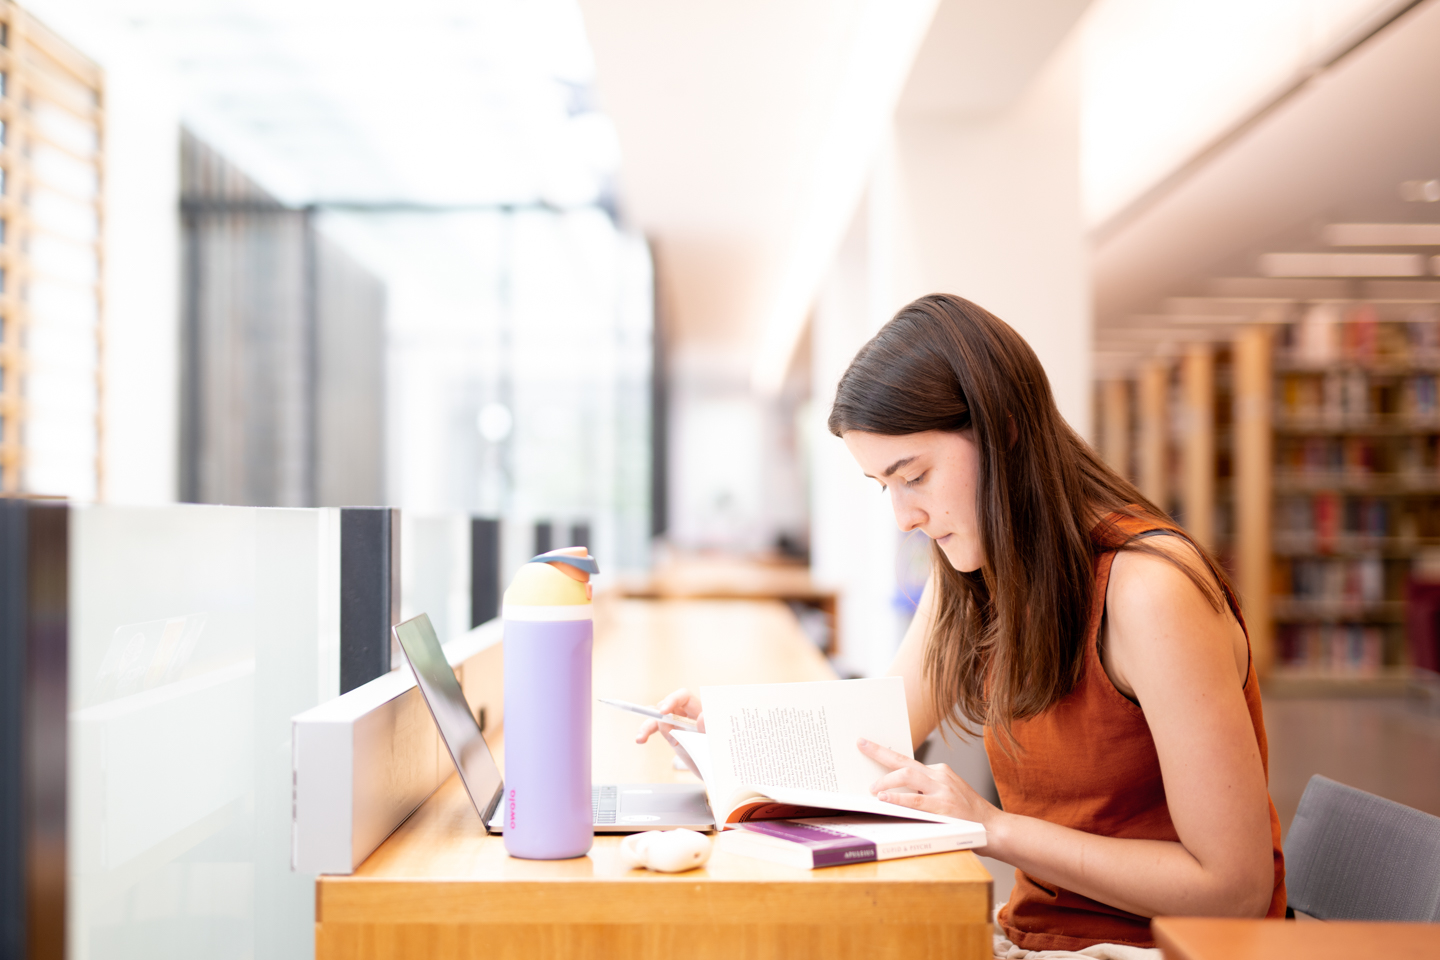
[810,184,908,679]
[810,37,1092,678]
[101,55,182,504]
[890,38,1091,437]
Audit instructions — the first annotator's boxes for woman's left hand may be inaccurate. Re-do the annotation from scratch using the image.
[858,738,1001,834]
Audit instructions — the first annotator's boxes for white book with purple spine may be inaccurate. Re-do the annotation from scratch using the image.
[717,813,986,869]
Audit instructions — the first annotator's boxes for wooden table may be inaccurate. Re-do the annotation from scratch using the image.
[1153,916,1440,960]
[614,555,841,655]
[316,598,994,960]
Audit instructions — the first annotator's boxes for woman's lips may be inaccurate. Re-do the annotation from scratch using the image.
[935,534,952,544]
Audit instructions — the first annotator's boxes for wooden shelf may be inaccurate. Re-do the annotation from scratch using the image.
[1275,417,1440,435]
[1273,473,1440,495]
[1272,534,1440,557]
[1272,599,1404,623]
[1275,358,1440,375]
[1261,667,1423,698]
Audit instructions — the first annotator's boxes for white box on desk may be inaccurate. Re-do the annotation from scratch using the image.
[291,619,502,874]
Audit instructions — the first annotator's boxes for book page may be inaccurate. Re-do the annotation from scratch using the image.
[698,678,914,807]
[670,729,712,783]
[787,814,985,844]
[754,785,960,824]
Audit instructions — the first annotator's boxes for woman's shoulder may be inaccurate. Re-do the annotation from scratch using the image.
[1107,537,1215,610]
[1103,535,1249,695]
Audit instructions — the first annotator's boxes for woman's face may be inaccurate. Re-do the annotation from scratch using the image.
[842,429,984,573]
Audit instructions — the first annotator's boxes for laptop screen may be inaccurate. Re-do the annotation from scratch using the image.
[392,614,504,828]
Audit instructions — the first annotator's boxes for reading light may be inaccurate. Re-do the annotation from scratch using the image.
[1400,180,1440,203]
[1258,252,1425,278]
[1324,224,1440,246]
[477,403,513,443]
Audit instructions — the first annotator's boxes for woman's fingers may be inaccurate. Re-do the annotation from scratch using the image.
[636,705,705,742]
[874,789,932,810]
[857,737,922,770]
[656,688,701,719]
[638,689,705,743]
[635,720,680,746]
[663,713,706,735]
[870,764,932,794]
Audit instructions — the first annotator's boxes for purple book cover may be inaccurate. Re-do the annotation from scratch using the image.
[735,820,877,867]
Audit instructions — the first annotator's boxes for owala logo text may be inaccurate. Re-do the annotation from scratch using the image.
[508,789,517,830]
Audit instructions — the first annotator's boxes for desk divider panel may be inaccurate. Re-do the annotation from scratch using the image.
[470,516,501,628]
[0,499,69,960]
[291,619,503,875]
[339,507,401,694]
[69,504,343,960]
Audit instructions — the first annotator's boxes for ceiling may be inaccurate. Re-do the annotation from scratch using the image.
[1079,0,1411,228]
[25,0,1100,401]
[897,0,1090,119]
[576,0,1094,387]
[1093,0,1440,363]
[26,0,617,208]
[36,0,1411,389]
[576,0,935,386]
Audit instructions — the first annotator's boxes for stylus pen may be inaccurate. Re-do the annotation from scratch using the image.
[598,697,700,730]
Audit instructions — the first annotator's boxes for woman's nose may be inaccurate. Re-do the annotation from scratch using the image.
[890,492,926,532]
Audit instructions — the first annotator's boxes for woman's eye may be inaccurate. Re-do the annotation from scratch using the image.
[905,473,926,486]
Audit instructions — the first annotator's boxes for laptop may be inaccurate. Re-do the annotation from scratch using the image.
[393,613,715,833]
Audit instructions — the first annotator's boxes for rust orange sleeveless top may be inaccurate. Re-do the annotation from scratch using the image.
[984,512,1286,952]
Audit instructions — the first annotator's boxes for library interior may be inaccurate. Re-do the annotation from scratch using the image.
[2,0,1439,958]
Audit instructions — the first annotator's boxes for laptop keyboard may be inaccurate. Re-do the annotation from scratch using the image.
[593,784,618,825]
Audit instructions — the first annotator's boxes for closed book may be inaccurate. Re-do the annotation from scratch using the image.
[716,814,985,869]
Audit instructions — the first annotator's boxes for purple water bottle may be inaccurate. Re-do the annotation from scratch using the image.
[501,547,598,859]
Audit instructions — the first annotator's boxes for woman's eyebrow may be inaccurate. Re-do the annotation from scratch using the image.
[871,456,917,479]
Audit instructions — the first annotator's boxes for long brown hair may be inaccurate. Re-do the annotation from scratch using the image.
[827,294,1230,744]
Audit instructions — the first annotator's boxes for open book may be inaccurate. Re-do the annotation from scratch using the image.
[669,677,983,840]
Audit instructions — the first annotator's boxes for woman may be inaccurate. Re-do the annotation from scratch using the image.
[640,294,1285,951]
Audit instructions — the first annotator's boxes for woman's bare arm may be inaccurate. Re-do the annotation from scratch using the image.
[863,549,1276,918]
[887,573,941,749]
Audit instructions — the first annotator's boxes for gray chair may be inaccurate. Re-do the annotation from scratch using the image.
[1284,774,1440,921]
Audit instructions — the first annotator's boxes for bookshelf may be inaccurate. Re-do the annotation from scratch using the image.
[1096,297,1440,690]
[0,2,105,498]
[1266,300,1440,688]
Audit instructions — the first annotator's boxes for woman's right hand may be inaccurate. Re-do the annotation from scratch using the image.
[634,688,705,745]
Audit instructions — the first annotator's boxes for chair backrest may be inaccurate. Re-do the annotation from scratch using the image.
[1284,774,1440,922]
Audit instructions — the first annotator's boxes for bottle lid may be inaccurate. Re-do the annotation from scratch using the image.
[503,547,598,613]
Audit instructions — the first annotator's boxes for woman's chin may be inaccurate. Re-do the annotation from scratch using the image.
[939,545,983,574]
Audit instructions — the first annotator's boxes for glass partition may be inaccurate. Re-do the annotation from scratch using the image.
[399,512,472,644]
[68,504,340,960]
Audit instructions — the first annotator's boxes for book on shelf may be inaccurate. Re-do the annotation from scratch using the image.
[669,677,983,841]
[1278,555,1385,605]
[1282,302,1440,367]
[716,814,985,869]
[1406,582,1440,673]
[1276,623,1385,675]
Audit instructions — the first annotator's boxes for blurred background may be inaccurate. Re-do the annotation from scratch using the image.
[2,0,1439,949]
